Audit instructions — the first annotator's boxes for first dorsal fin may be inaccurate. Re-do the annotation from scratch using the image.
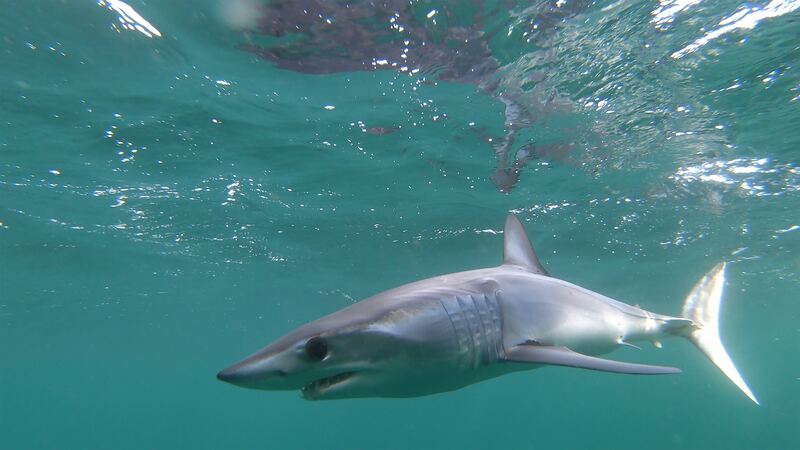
[502,214,549,276]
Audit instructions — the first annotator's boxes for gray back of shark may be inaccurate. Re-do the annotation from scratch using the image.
[218,214,758,404]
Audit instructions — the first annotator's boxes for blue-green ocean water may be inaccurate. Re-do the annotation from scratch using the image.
[2,0,799,448]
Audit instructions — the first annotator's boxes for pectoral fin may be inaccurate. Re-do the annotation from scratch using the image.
[505,344,681,375]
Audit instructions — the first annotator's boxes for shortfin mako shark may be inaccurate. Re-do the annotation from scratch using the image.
[218,214,758,404]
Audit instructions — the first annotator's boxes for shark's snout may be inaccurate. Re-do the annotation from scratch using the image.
[216,350,303,391]
[217,364,288,381]
[216,366,244,383]
[217,358,284,388]
[216,362,256,386]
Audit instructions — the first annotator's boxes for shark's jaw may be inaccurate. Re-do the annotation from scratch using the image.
[300,371,357,400]
[216,362,364,398]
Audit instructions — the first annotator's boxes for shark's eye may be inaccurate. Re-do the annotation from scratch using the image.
[305,337,328,361]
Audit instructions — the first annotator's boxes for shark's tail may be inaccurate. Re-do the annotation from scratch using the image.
[670,262,759,405]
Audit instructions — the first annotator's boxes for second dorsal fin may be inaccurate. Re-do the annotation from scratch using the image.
[502,214,549,276]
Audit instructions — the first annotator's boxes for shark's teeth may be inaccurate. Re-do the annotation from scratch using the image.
[301,372,355,398]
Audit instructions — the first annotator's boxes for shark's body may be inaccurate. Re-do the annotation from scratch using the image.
[218,215,758,404]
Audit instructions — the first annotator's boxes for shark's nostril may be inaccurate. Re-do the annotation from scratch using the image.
[276,370,287,377]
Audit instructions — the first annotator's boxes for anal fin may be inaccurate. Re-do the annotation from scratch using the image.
[505,344,681,375]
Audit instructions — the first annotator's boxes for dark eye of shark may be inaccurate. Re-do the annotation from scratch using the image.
[304,337,328,361]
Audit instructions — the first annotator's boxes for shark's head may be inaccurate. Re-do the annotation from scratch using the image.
[217,215,555,400]
[217,301,453,400]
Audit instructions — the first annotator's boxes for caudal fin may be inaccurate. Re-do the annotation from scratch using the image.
[680,262,759,405]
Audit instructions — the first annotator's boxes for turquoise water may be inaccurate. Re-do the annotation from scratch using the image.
[2,0,799,448]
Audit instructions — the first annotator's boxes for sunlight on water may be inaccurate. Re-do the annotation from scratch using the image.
[652,0,706,29]
[671,158,800,196]
[672,0,800,58]
[97,0,161,38]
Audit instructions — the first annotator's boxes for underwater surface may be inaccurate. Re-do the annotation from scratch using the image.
[1,0,799,448]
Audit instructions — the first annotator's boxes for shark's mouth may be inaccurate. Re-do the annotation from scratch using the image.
[301,372,355,399]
